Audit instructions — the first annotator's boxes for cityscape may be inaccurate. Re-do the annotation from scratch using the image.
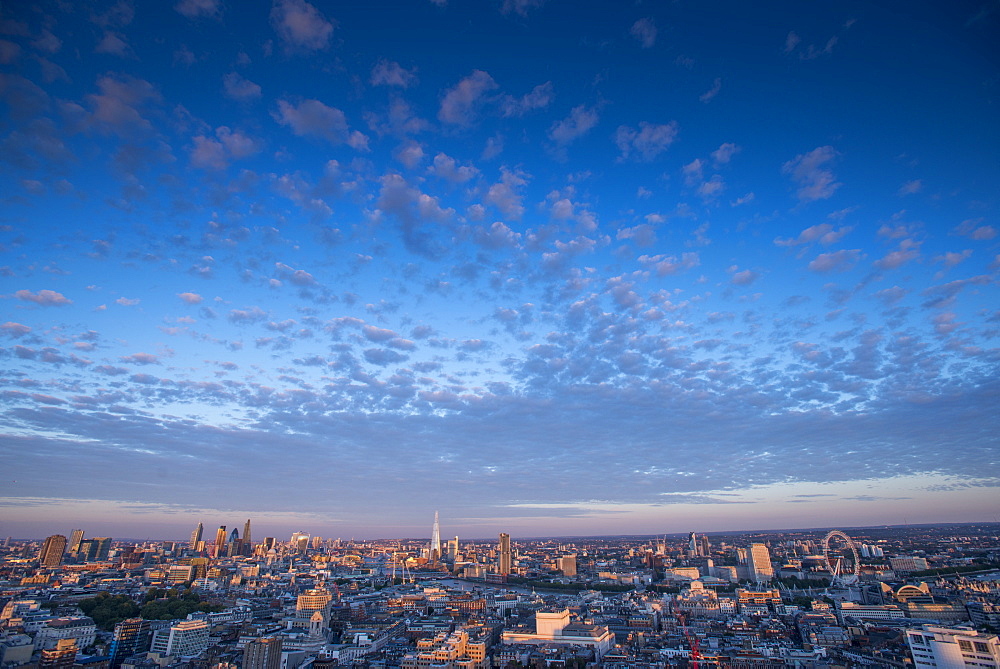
[2,517,1000,667]
[2,0,999,666]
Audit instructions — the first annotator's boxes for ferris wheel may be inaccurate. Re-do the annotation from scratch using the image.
[822,530,860,585]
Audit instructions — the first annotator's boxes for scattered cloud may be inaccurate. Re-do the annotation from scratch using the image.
[271,0,335,51]
[14,289,71,306]
[223,72,262,100]
[175,0,221,18]
[699,77,721,103]
[808,249,862,273]
[615,121,678,161]
[782,146,841,202]
[548,104,599,146]
[371,59,418,88]
[630,18,657,48]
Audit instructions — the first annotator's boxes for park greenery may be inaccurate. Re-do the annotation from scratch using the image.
[78,588,223,631]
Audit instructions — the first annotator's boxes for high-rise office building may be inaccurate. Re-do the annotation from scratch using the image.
[498,533,512,575]
[109,618,151,668]
[214,526,227,558]
[242,519,252,553]
[747,543,774,581]
[448,536,460,562]
[88,537,111,562]
[189,523,203,550]
[39,535,67,567]
[430,511,442,562]
[290,532,310,553]
[68,530,85,556]
[688,532,700,557]
[243,637,283,669]
[559,554,577,577]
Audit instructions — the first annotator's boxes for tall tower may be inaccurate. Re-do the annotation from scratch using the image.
[688,532,700,557]
[498,532,512,575]
[747,543,774,581]
[39,534,67,567]
[214,526,227,558]
[189,522,203,550]
[429,511,442,562]
[68,530,85,556]
[243,519,252,553]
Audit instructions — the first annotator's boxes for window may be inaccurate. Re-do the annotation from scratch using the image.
[959,639,974,652]
[974,642,989,653]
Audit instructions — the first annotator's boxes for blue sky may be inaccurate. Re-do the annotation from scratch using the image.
[1,0,998,540]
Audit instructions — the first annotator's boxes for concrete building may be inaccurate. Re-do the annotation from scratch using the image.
[906,625,1000,667]
[38,639,77,669]
[34,617,97,651]
[890,556,930,573]
[39,535,67,567]
[498,533,511,576]
[401,629,488,669]
[747,543,774,581]
[243,636,283,669]
[150,619,210,657]
[559,554,577,577]
[501,609,615,659]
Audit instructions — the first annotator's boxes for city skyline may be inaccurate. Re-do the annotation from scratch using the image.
[1,1,998,540]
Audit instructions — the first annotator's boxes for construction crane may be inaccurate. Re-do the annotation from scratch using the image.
[674,610,701,668]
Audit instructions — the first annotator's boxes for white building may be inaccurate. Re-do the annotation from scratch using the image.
[33,617,97,650]
[150,619,210,657]
[501,609,615,659]
[747,543,774,581]
[906,625,1000,668]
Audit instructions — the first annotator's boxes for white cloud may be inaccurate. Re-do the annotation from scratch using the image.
[275,99,363,146]
[501,0,545,16]
[95,32,131,57]
[394,141,425,169]
[807,249,861,273]
[782,146,841,202]
[15,289,72,306]
[615,121,678,161]
[271,0,335,51]
[178,292,203,304]
[485,167,529,219]
[699,77,721,103]
[371,59,418,88]
[429,152,479,183]
[438,70,498,125]
[223,72,261,100]
[175,0,221,18]
[548,104,599,146]
[774,223,852,247]
[630,18,657,48]
[500,81,553,117]
[711,142,739,165]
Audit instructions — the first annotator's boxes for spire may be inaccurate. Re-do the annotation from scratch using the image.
[430,511,441,561]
